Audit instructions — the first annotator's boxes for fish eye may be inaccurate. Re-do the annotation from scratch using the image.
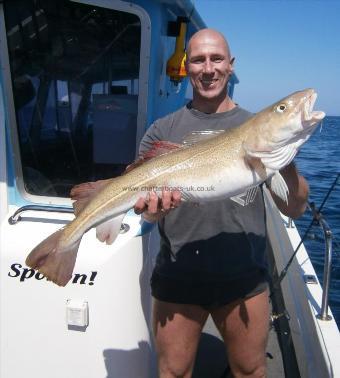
[276,103,287,113]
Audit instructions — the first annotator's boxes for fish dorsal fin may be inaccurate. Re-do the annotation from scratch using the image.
[142,141,183,158]
[243,142,297,171]
[125,141,184,173]
[124,157,146,173]
[182,129,225,145]
[267,171,289,204]
[70,179,111,215]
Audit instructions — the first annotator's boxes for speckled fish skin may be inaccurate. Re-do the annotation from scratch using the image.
[25,88,325,286]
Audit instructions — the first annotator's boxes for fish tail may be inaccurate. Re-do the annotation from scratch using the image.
[25,229,81,287]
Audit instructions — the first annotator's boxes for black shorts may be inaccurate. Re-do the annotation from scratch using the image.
[151,270,269,310]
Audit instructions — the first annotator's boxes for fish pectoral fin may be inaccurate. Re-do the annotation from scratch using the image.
[182,129,225,145]
[243,142,290,203]
[71,179,112,216]
[267,172,289,204]
[243,142,297,171]
[230,186,259,206]
[96,213,126,245]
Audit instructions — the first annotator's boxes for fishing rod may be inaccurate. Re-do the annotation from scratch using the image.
[270,172,340,297]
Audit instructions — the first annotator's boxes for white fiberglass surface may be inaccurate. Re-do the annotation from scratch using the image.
[1,206,155,378]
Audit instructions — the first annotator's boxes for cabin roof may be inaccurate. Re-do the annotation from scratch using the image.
[156,0,206,31]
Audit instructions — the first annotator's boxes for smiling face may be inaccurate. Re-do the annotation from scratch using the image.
[186,29,234,109]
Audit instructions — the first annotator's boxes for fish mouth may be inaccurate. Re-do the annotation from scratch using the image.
[302,90,325,125]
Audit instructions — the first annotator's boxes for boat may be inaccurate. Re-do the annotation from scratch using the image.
[0,1,339,377]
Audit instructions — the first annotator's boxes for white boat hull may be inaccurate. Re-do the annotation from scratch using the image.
[1,208,157,378]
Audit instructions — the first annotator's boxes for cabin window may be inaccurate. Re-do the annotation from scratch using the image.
[4,0,141,197]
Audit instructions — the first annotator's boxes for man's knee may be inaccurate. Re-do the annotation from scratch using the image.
[158,355,194,378]
[230,355,266,378]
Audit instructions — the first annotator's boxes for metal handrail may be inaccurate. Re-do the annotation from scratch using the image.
[317,216,333,321]
[8,205,74,225]
[306,203,333,321]
[285,203,334,321]
[8,204,131,234]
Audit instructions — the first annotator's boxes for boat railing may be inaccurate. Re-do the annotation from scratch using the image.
[288,201,333,321]
[8,205,74,225]
[307,202,333,321]
[8,204,131,232]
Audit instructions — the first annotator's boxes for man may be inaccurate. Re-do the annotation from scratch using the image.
[134,29,309,378]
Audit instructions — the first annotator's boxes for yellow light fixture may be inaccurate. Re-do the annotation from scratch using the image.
[166,21,187,83]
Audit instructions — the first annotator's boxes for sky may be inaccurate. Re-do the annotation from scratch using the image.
[191,0,340,116]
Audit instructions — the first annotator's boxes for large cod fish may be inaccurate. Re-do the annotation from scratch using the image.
[26,88,325,286]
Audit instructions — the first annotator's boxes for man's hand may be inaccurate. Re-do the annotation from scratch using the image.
[134,189,182,223]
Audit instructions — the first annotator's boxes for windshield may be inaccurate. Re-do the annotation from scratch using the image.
[4,0,141,197]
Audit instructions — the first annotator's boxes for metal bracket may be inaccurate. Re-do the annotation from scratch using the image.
[120,223,130,234]
[303,274,318,284]
[287,217,294,228]
[271,309,290,323]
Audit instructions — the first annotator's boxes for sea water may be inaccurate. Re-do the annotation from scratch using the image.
[295,116,340,326]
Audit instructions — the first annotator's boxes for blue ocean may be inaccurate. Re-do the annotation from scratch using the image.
[294,116,340,327]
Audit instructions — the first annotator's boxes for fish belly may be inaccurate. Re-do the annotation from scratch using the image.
[166,159,265,202]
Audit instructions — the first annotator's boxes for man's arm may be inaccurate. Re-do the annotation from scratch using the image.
[269,162,309,219]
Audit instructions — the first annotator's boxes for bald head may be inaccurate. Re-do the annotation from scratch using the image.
[184,28,235,112]
[187,29,231,60]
